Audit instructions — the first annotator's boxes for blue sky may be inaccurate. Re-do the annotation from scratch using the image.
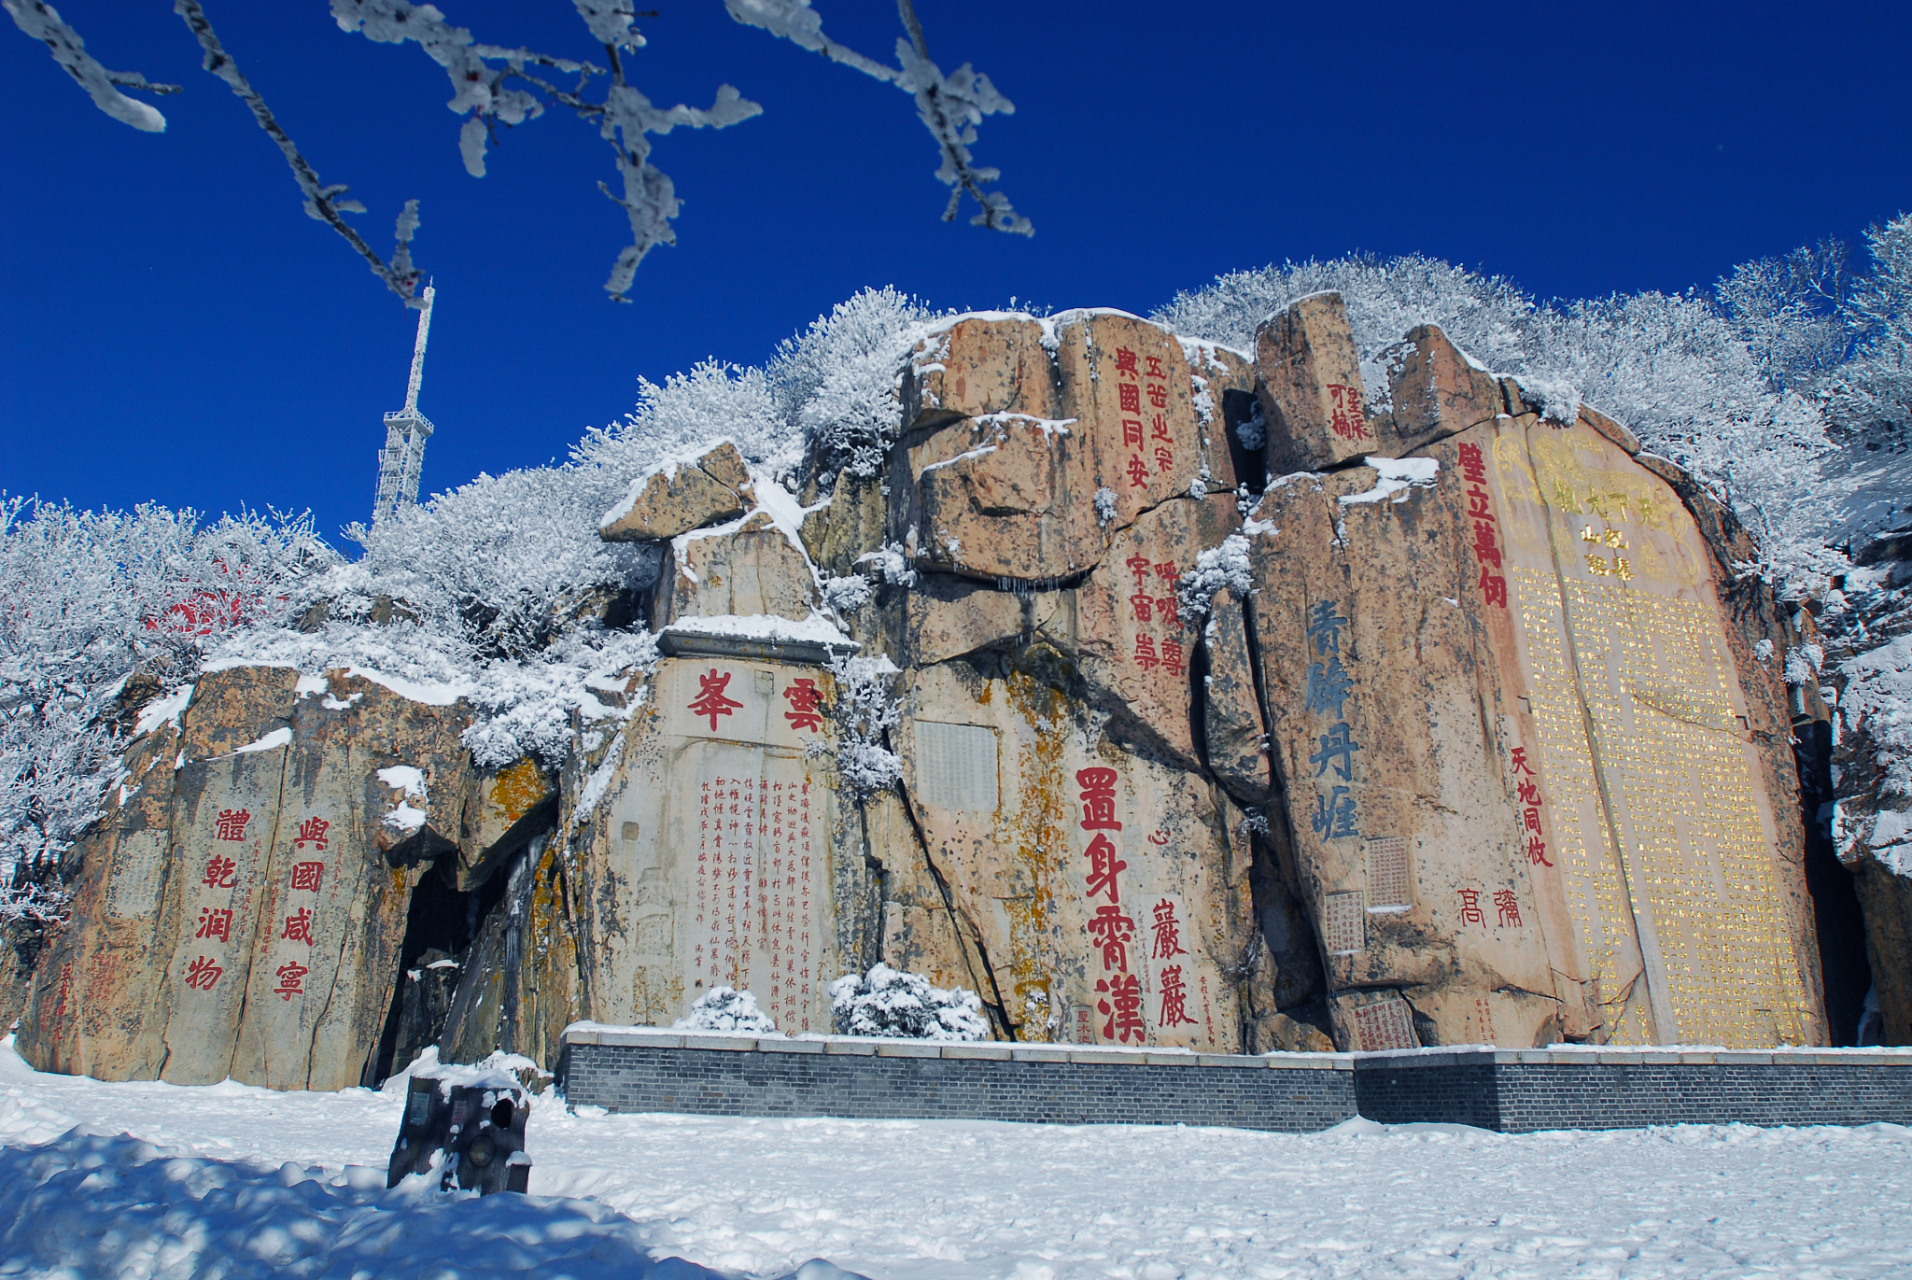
[4,1,1910,544]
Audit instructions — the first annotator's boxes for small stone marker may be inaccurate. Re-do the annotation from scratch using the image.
[387,1069,532,1194]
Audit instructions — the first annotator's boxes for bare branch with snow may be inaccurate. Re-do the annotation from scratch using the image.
[728,0,1032,238]
[2,0,179,132]
[176,0,425,304]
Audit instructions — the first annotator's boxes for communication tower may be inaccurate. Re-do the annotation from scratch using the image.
[373,284,436,525]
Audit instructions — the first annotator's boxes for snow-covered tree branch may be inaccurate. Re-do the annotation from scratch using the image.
[8,0,1030,304]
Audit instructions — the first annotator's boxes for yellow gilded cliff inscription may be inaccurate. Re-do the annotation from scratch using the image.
[1495,422,1812,1046]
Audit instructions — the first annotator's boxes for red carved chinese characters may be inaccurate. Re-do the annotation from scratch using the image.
[1508,745,1552,866]
[1457,887,1486,927]
[289,861,325,892]
[689,668,743,731]
[1076,768,1122,831]
[274,960,308,1001]
[1150,898,1186,959]
[202,856,237,890]
[214,808,251,842]
[1088,904,1135,971]
[1082,834,1127,903]
[281,907,314,946]
[781,678,824,732]
[1326,383,1370,441]
[1156,964,1196,1026]
[1456,442,1506,609]
[1120,558,1183,677]
[1077,768,1145,1043]
[1097,972,1144,1043]
[185,955,222,990]
[294,816,329,850]
[194,907,232,942]
[1494,888,1522,927]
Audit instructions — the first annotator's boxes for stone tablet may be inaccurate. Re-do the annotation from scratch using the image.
[577,657,844,1034]
[914,720,999,814]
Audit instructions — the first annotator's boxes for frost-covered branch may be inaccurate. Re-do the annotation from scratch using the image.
[727,0,1032,237]
[334,0,762,301]
[818,654,902,804]
[178,0,424,304]
[2,0,179,132]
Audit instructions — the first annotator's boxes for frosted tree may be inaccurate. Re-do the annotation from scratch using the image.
[5,0,1031,305]
[828,963,988,1040]
[0,500,333,919]
[1827,214,1912,450]
[1155,254,1847,590]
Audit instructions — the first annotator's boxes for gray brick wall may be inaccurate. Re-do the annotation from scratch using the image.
[559,1039,1356,1133]
[558,1030,1912,1134]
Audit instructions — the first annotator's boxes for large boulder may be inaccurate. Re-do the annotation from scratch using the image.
[1245,360,1826,1048]
[21,669,479,1088]
[892,312,1251,585]
[600,440,756,541]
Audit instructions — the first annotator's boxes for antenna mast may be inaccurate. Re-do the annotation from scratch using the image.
[373,285,437,526]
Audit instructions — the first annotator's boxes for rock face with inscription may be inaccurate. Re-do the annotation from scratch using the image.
[19,669,484,1088]
[22,292,1843,1092]
[1243,307,1823,1049]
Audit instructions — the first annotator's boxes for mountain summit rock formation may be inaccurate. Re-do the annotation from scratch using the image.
[19,294,1832,1087]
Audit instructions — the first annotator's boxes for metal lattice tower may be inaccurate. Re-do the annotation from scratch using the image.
[373,284,436,526]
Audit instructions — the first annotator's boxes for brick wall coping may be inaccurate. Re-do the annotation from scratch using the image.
[560,1023,1912,1071]
[1357,1044,1912,1068]
[559,1022,1355,1069]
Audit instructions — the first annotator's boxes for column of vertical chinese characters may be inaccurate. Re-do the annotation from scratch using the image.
[739,776,757,986]
[715,774,734,986]
[1122,553,1189,684]
[1326,381,1371,442]
[1457,442,1507,608]
[273,814,329,1001]
[1113,346,1153,494]
[767,781,785,1025]
[1078,768,1145,1045]
[1147,894,1197,1030]
[1508,746,1553,870]
[694,778,712,989]
[1304,600,1362,842]
[781,678,825,1028]
[798,779,814,1030]
[185,805,255,994]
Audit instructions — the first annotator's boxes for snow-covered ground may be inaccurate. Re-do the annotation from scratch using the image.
[1,1040,1909,1280]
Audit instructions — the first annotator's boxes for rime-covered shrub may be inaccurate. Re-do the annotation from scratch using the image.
[0,499,334,913]
[769,286,937,487]
[573,360,789,481]
[673,985,780,1034]
[571,287,938,490]
[827,963,989,1041]
[1154,254,1843,589]
[1177,533,1252,625]
[818,654,902,802]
